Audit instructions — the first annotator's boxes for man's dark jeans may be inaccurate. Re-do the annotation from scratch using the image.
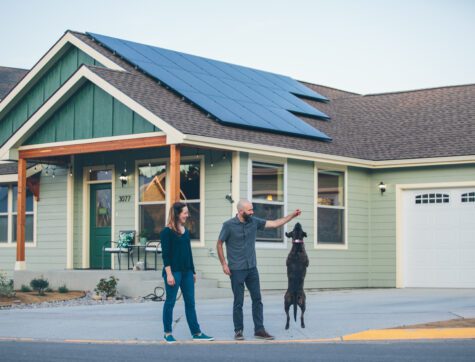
[229,267,264,333]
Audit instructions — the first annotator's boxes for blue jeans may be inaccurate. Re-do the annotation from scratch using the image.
[229,267,264,333]
[163,270,201,335]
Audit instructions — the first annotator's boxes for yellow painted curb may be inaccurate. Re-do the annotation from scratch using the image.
[342,328,475,341]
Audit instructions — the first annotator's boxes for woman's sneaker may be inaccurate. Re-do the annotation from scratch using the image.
[164,334,177,344]
[193,332,215,341]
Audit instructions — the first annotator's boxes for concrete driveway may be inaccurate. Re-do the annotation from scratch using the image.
[0,288,474,342]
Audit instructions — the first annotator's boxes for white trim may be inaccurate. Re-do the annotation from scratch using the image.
[66,156,74,269]
[82,164,115,269]
[0,32,123,118]
[395,180,475,288]
[182,134,475,169]
[248,154,288,249]
[314,164,348,250]
[231,151,240,216]
[0,66,184,161]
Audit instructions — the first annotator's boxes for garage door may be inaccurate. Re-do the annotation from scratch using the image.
[403,188,475,288]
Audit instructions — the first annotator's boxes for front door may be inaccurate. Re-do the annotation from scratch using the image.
[90,183,112,269]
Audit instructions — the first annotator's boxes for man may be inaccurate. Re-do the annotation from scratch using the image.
[217,199,301,340]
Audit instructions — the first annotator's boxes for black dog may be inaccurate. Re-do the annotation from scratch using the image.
[284,223,309,329]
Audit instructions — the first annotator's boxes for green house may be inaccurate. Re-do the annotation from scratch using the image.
[0,31,474,291]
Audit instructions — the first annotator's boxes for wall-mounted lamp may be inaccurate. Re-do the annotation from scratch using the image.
[119,172,128,187]
[266,194,273,201]
[225,194,234,204]
[379,181,386,195]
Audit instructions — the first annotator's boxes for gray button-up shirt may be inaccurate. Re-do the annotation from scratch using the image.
[218,215,266,270]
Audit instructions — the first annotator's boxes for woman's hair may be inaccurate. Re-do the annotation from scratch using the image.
[167,202,187,234]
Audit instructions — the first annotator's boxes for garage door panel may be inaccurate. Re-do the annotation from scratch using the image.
[403,187,475,288]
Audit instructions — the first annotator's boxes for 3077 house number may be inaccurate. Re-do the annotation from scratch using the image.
[118,195,131,203]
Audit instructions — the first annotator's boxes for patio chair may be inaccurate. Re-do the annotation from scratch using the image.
[102,230,136,270]
[144,240,162,270]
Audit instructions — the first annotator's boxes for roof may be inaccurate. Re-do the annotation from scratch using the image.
[4,31,474,163]
[0,66,28,101]
[0,161,37,176]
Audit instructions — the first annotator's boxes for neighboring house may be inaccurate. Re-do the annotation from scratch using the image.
[0,66,28,101]
[0,31,473,289]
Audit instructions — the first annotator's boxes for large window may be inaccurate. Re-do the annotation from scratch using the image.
[317,170,345,244]
[251,161,285,242]
[0,184,35,245]
[138,163,167,240]
[137,159,202,242]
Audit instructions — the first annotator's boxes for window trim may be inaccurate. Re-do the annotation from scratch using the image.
[0,183,37,248]
[314,163,348,250]
[248,154,288,249]
[134,155,205,247]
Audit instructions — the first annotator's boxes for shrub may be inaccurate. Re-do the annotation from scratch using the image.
[20,284,32,292]
[30,277,49,296]
[0,272,15,298]
[58,284,69,293]
[94,276,119,298]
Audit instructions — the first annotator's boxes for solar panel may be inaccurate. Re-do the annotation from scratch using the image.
[87,32,332,141]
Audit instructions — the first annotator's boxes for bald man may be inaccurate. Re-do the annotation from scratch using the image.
[217,199,301,340]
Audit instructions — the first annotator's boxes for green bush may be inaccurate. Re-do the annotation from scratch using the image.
[0,272,15,298]
[58,284,69,293]
[94,276,119,298]
[20,284,32,292]
[30,277,50,296]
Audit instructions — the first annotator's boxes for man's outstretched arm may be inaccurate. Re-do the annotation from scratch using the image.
[265,209,301,229]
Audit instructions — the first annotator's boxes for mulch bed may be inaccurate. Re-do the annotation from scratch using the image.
[0,291,85,307]
[395,318,475,329]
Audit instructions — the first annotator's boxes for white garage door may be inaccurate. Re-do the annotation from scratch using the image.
[403,188,475,288]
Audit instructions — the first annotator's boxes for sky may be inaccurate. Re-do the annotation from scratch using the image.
[1,0,474,94]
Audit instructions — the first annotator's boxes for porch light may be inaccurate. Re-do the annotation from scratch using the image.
[119,172,128,187]
[379,181,386,195]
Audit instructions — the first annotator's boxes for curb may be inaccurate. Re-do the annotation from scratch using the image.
[342,328,475,341]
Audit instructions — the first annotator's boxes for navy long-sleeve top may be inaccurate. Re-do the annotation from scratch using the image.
[160,227,195,274]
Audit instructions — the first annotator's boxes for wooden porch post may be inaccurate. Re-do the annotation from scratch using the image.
[169,144,181,203]
[15,157,27,270]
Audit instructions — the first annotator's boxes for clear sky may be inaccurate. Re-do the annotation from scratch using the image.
[1,0,474,94]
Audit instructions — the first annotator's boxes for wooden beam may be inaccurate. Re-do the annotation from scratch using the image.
[169,144,181,204]
[19,135,167,159]
[16,158,27,264]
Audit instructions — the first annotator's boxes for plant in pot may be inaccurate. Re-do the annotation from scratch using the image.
[139,229,150,246]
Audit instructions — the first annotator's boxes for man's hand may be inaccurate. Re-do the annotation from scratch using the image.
[292,209,302,218]
[222,263,231,276]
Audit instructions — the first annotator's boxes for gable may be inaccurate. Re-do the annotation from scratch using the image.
[0,45,101,146]
[23,81,160,145]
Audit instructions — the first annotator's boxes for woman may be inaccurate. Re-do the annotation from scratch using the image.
[161,202,214,343]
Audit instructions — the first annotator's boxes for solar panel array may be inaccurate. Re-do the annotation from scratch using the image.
[88,32,331,141]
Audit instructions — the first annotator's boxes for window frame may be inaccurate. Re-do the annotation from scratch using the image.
[0,183,37,248]
[314,163,348,250]
[248,155,288,249]
[135,155,205,247]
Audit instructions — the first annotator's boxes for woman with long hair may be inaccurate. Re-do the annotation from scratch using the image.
[161,201,214,343]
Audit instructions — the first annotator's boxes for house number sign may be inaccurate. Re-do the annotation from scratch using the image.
[119,195,131,203]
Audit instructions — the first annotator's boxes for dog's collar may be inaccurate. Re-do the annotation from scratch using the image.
[292,239,304,244]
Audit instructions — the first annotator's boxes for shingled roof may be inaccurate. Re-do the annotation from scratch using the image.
[0,66,28,101]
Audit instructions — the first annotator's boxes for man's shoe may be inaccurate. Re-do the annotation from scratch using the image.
[193,332,215,341]
[234,330,244,340]
[254,329,274,340]
[164,334,177,344]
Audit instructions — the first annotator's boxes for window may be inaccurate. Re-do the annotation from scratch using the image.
[180,161,201,240]
[317,170,345,244]
[0,184,35,245]
[461,192,475,203]
[138,163,167,240]
[137,159,203,242]
[251,161,285,242]
[415,193,449,204]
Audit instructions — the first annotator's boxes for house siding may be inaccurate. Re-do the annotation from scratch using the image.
[368,164,475,287]
[0,45,100,146]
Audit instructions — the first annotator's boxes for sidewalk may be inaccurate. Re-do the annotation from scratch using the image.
[0,288,474,343]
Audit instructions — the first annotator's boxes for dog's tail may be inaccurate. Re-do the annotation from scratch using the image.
[293,295,297,322]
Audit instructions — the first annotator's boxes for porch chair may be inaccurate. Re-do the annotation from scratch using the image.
[102,230,136,270]
[144,240,162,270]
